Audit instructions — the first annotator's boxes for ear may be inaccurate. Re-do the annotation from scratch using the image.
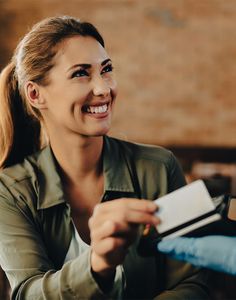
[24,81,47,109]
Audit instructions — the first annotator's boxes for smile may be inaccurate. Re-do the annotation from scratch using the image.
[82,103,109,114]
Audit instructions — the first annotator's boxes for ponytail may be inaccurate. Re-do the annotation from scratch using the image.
[0,62,41,169]
[0,16,105,169]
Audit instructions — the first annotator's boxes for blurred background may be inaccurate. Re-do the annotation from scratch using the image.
[0,0,236,299]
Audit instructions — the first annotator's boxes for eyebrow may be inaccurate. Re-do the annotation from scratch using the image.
[67,59,112,72]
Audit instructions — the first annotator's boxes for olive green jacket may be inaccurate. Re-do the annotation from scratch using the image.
[0,136,209,299]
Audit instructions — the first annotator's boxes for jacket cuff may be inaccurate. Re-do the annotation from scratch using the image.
[67,249,124,299]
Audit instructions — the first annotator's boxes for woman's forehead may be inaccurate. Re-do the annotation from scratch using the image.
[54,36,110,68]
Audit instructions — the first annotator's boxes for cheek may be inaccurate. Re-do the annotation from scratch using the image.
[110,80,118,100]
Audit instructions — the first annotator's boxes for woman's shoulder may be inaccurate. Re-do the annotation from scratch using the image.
[0,145,64,212]
[0,146,49,185]
[106,136,175,165]
[0,146,56,206]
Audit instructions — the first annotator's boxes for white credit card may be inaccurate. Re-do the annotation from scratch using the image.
[154,180,221,239]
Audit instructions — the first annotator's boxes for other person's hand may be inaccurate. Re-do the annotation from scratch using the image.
[157,236,236,275]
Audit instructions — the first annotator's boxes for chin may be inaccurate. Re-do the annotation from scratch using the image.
[92,122,111,135]
[87,127,110,137]
[93,130,110,137]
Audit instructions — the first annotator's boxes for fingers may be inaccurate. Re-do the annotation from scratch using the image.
[90,210,159,230]
[91,236,129,256]
[92,198,159,226]
[89,198,159,272]
[93,198,158,215]
[90,219,138,248]
[90,219,137,239]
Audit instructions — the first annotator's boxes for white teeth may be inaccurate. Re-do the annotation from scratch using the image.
[87,104,108,114]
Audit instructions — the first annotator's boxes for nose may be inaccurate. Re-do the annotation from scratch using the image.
[92,75,110,97]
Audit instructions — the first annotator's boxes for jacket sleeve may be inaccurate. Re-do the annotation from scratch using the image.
[0,182,123,299]
[167,152,186,192]
[155,152,210,299]
[154,257,210,300]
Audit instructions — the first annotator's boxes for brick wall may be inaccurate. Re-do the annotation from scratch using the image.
[1,0,236,147]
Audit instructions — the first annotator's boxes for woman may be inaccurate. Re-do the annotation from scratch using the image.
[0,16,209,299]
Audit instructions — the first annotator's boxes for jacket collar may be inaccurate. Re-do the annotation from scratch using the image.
[103,136,135,193]
[36,136,135,210]
[37,146,65,209]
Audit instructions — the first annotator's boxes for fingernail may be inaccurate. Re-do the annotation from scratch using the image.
[142,224,151,236]
[148,202,157,210]
[153,216,160,225]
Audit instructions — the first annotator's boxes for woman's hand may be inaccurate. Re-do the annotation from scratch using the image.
[89,198,159,276]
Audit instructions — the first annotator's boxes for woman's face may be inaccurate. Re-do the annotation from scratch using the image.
[37,35,117,138]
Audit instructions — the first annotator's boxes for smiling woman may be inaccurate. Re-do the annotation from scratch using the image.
[0,16,210,299]
[30,35,117,139]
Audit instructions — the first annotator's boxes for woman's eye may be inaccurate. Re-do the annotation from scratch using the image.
[71,69,88,78]
[101,64,113,74]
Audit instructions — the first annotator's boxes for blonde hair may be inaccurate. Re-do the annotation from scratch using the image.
[0,16,104,168]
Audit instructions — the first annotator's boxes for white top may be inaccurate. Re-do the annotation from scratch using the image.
[64,221,125,299]
[64,223,89,263]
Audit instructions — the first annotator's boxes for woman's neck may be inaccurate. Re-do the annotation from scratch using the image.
[49,134,104,186]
